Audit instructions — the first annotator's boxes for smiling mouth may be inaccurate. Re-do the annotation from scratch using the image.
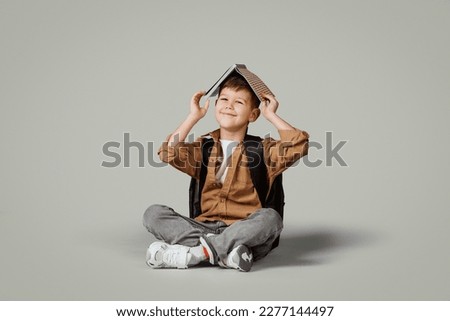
[221,113,236,116]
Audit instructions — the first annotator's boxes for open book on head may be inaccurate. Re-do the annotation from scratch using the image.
[204,64,274,102]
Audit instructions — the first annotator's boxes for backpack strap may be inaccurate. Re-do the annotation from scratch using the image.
[189,138,214,218]
[243,135,285,219]
[242,135,269,207]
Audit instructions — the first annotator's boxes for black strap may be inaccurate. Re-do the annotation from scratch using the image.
[242,135,269,207]
[189,138,214,218]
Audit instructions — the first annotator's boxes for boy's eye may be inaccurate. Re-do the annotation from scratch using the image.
[220,97,228,101]
[236,101,243,105]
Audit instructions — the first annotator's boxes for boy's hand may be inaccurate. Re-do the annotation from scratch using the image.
[189,91,210,121]
[260,94,279,119]
[167,91,209,145]
[260,94,295,131]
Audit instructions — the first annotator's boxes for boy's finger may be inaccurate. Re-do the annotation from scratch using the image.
[193,91,205,97]
[261,93,275,100]
[203,99,210,111]
[259,95,271,106]
[191,91,204,104]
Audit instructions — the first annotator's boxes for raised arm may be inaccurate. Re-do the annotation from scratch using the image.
[260,94,309,177]
[167,91,210,146]
[259,94,295,131]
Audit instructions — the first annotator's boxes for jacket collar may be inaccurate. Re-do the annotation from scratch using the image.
[202,128,247,144]
[204,128,221,142]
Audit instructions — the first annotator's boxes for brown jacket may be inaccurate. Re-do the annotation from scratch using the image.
[158,128,309,225]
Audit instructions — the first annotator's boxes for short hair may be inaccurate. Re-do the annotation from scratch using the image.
[218,74,260,109]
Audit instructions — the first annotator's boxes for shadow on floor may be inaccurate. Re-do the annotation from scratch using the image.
[253,228,378,270]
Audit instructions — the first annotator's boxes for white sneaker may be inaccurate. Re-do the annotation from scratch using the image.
[226,245,253,272]
[146,241,192,269]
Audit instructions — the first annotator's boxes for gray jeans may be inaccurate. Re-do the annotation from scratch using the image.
[142,204,283,262]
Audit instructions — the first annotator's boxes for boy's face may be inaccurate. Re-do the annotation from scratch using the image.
[215,87,260,133]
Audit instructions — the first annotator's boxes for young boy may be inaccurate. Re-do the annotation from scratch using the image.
[143,73,309,272]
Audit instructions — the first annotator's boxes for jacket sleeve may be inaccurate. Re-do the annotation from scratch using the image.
[158,137,202,179]
[263,128,309,179]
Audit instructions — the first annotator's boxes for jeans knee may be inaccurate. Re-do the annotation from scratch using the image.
[143,204,166,229]
[260,208,284,232]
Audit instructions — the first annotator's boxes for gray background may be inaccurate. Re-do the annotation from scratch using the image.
[1,0,449,300]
